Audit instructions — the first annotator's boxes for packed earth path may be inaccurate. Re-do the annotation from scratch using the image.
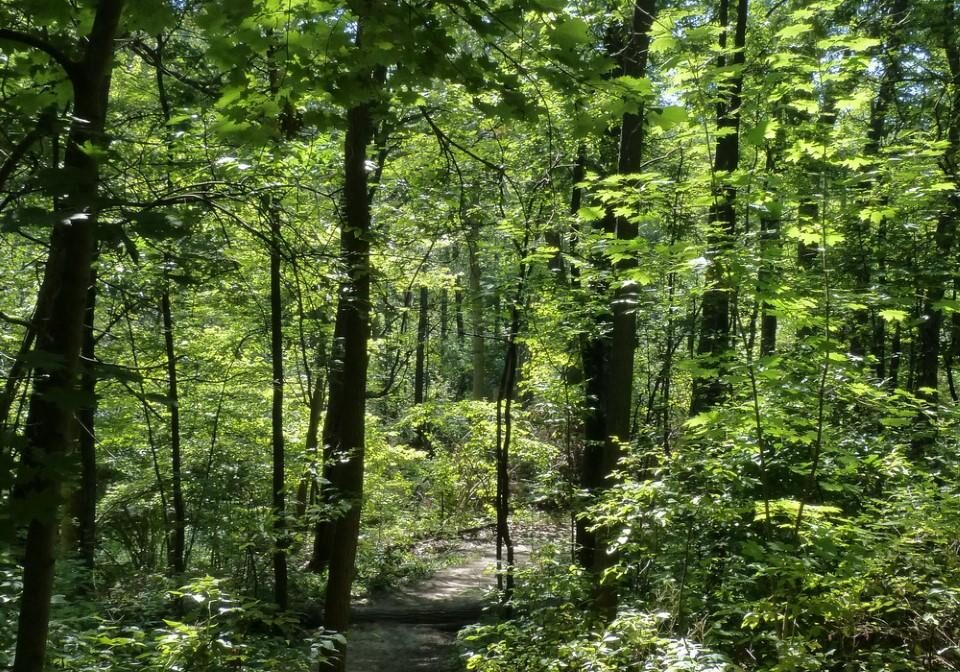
[344,524,563,672]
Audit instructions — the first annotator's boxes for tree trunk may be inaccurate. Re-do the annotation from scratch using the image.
[269,198,289,610]
[9,4,125,671]
[758,147,781,357]
[912,5,959,455]
[414,286,428,404]
[455,285,465,345]
[75,270,98,570]
[314,46,379,669]
[690,0,748,415]
[440,288,448,342]
[161,287,185,575]
[576,0,657,619]
[496,293,521,603]
[468,220,485,400]
[850,0,907,370]
[296,336,326,518]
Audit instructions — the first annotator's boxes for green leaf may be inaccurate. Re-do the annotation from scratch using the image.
[578,206,605,222]
[650,106,687,130]
[550,18,592,50]
[612,76,654,99]
[878,309,909,323]
[776,23,813,39]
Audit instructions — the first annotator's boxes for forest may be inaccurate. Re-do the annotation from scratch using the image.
[1,0,959,670]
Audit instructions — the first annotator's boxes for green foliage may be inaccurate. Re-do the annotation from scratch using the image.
[2,0,960,670]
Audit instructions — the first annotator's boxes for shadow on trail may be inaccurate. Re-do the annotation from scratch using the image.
[346,540,499,672]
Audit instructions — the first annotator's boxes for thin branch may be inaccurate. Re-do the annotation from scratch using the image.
[420,107,505,174]
[0,29,80,84]
[0,311,32,329]
[128,38,220,98]
[0,108,56,194]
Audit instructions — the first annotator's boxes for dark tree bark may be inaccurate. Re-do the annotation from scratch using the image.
[268,197,289,610]
[75,270,98,570]
[577,0,657,618]
[414,286,428,405]
[311,32,380,667]
[758,147,781,357]
[455,283,466,347]
[496,279,522,603]
[849,0,907,371]
[912,4,959,455]
[7,4,126,671]
[468,219,486,400]
[690,0,748,415]
[161,286,186,575]
[947,281,960,402]
[320,99,374,670]
[440,288,448,342]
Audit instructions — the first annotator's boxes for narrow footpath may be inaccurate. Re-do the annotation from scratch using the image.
[347,545,491,671]
[344,525,559,672]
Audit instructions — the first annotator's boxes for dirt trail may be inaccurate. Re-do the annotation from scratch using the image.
[345,527,559,672]
[345,541,497,672]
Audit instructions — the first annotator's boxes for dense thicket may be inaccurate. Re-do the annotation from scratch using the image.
[1,0,959,670]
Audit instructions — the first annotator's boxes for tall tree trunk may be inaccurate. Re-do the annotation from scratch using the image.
[947,282,960,402]
[269,198,289,610]
[161,286,185,575]
[75,271,98,570]
[62,267,99,576]
[468,220,485,400]
[758,146,781,356]
[414,286,428,404]
[455,284,465,346]
[440,288,448,342]
[496,288,521,603]
[912,5,959,455]
[149,31,185,577]
[690,0,748,415]
[850,0,907,371]
[576,0,657,619]
[8,3,125,670]
[296,337,326,518]
[315,41,380,669]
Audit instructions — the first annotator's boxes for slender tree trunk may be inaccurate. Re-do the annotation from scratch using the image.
[455,284,465,346]
[890,324,903,388]
[690,0,748,415]
[912,5,959,455]
[414,286,428,404]
[576,0,657,619]
[850,0,907,370]
[468,220,485,400]
[496,298,520,603]
[947,282,960,402]
[161,287,185,575]
[75,270,98,570]
[9,4,125,670]
[759,147,781,356]
[316,42,380,668]
[440,288,448,342]
[296,337,326,518]
[268,198,289,610]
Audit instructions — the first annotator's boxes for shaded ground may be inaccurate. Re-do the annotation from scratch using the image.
[345,541,496,672]
[345,524,562,672]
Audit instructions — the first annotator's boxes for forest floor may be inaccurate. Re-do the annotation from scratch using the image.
[345,521,566,672]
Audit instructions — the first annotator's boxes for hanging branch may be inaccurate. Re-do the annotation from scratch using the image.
[0,29,80,85]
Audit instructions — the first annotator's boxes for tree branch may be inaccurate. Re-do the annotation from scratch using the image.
[0,310,32,329]
[0,29,79,85]
[0,107,57,194]
[128,38,220,98]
